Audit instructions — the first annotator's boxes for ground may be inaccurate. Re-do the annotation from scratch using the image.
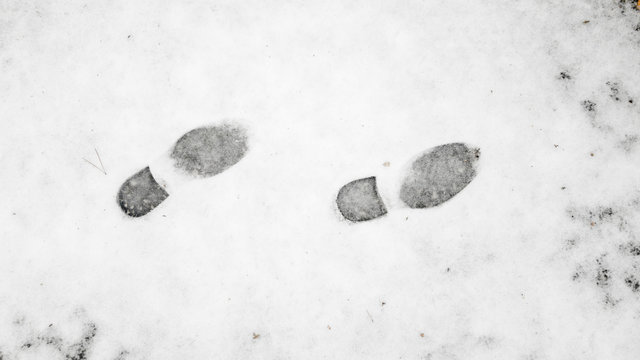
[1,0,640,359]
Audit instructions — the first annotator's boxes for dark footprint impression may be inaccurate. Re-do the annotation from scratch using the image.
[117,167,169,217]
[117,123,248,217]
[336,143,480,222]
[336,177,388,222]
[400,142,480,208]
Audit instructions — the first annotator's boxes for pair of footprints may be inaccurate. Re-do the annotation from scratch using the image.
[117,123,480,221]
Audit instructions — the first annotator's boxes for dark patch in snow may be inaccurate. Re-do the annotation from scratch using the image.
[566,205,626,230]
[620,241,640,256]
[592,207,614,221]
[619,0,640,14]
[581,100,596,113]
[566,195,640,305]
[605,81,635,105]
[37,334,63,347]
[559,71,571,80]
[625,275,640,292]
[9,315,100,360]
[65,322,97,360]
[604,293,620,307]
[595,256,611,288]
[607,81,621,101]
[572,265,585,281]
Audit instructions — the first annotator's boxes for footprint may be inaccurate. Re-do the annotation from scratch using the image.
[117,123,248,217]
[171,125,249,177]
[117,167,169,218]
[400,143,480,208]
[336,177,387,222]
[336,143,480,222]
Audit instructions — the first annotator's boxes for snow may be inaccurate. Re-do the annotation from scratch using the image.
[1,0,640,359]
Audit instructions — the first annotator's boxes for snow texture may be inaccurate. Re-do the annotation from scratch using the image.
[2,0,640,359]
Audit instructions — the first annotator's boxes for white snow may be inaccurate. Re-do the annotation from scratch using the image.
[1,0,640,359]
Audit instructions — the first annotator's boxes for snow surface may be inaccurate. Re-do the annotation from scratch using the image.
[1,0,640,359]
